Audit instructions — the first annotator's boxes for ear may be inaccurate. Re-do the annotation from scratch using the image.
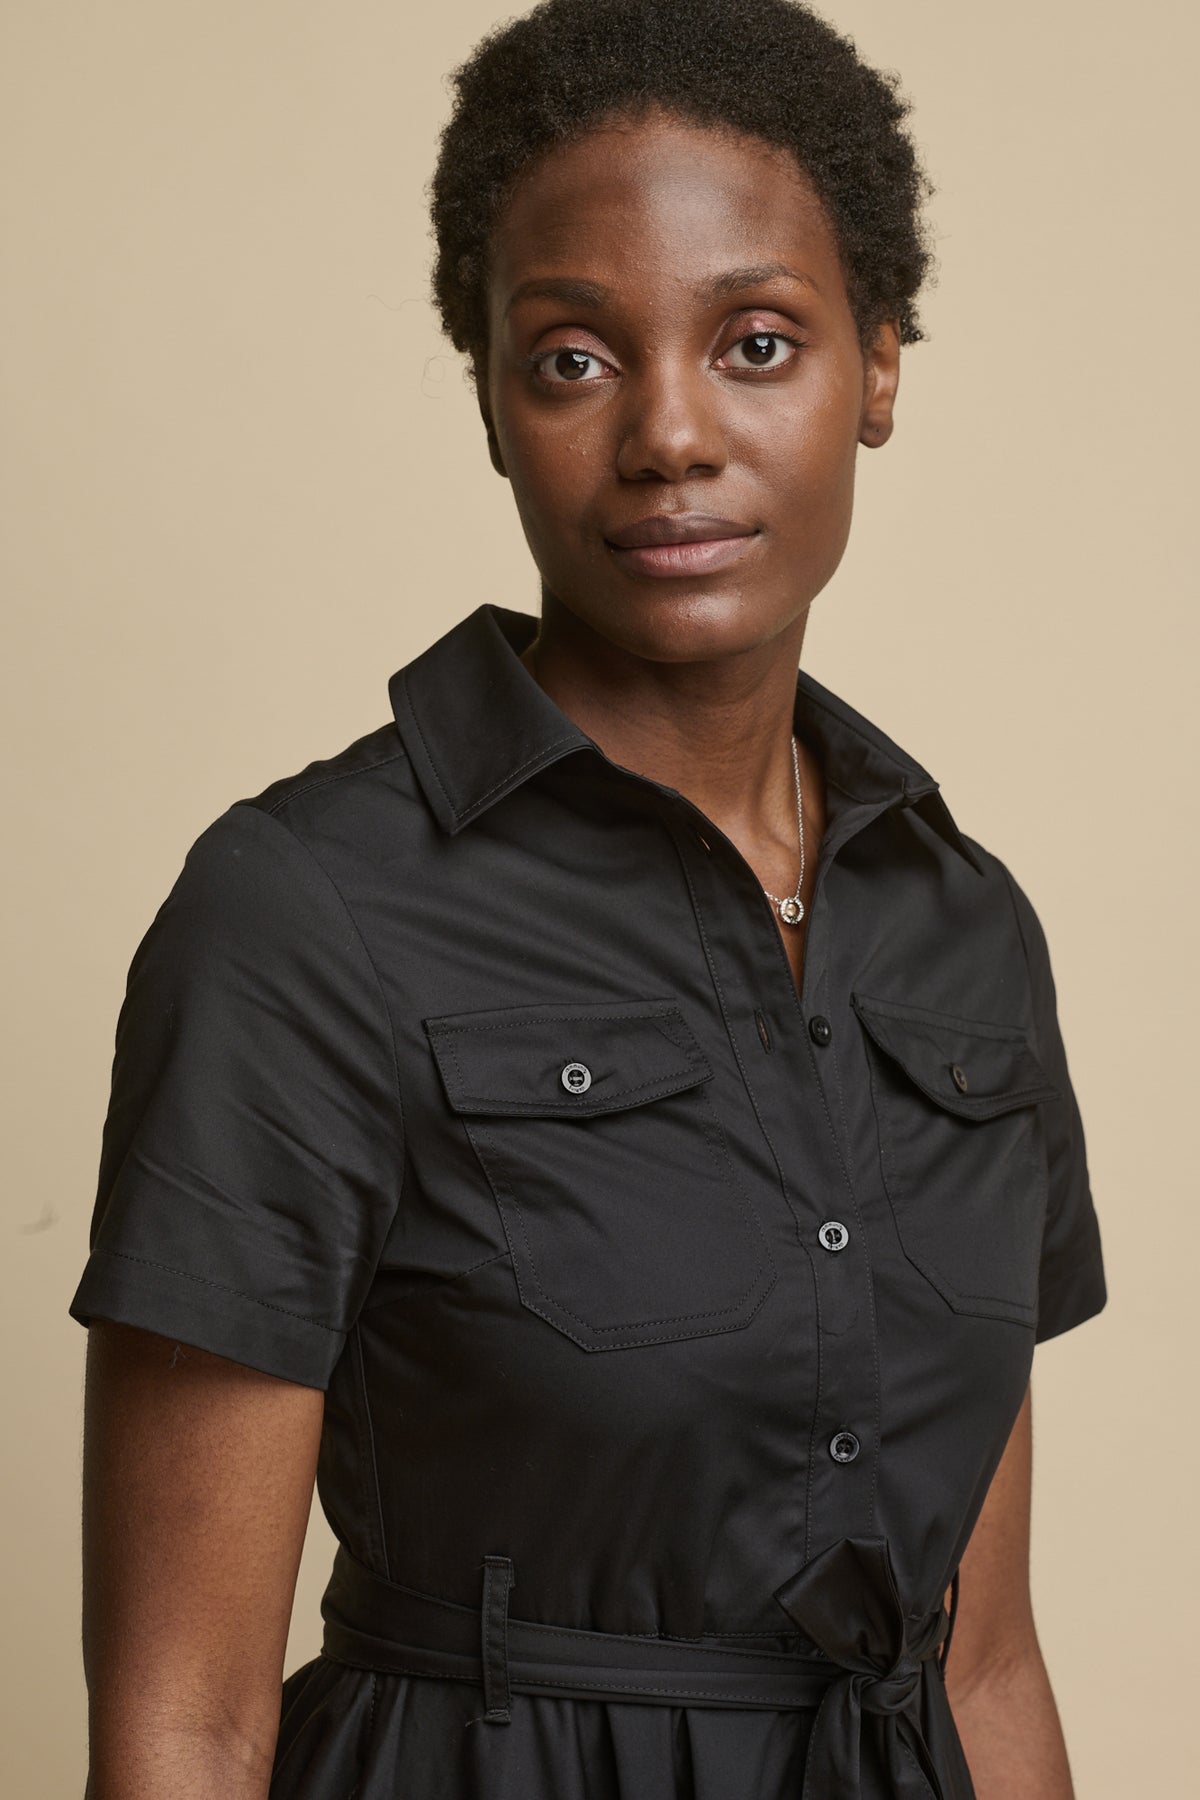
[474,362,509,479]
[858,318,901,449]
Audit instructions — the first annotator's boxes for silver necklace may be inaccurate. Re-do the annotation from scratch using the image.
[762,735,806,926]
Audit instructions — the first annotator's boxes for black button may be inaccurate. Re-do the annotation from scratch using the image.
[950,1063,969,1093]
[818,1220,849,1253]
[829,1430,860,1464]
[809,1015,832,1046]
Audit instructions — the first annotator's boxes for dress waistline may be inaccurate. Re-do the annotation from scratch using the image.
[324,1542,847,1713]
[318,1535,972,1800]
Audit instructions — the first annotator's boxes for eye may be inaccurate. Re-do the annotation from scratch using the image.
[527,346,614,386]
[719,331,802,372]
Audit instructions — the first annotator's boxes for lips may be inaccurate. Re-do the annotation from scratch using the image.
[604,512,757,549]
[603,512,760,579]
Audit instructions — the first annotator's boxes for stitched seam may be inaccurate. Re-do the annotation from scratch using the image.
[462,732,587,810]
[481,1556,513,1718]
[862,1038,1038,1317]
[663,827,801,1236]
[512,1626,821,1662]
[852,990,1035,1041]
[660,818,815,1544]
[851,996,1059,1114]
[429,1007,691,1032]
[402,664,585,819]
[84,1246,341,1331]
[429,1007,710,1112]
[776,937,884,1535]
[439,1038,705,1115]
[470,1106,774,1337]
[396,673,459,815]
[264,750,406,816]
[321,1654,825,1704]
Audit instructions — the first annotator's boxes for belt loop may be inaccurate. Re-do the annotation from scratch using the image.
[481,1555,516,1723]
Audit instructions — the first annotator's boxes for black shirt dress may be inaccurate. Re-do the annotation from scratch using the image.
[68,601,1107,1800]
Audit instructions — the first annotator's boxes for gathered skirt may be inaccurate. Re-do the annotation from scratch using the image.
[272,1653,816,1798]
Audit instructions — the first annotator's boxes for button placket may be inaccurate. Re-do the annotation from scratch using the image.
[662,810,882,1552]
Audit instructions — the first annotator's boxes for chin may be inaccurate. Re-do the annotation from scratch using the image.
[552,583,792,665]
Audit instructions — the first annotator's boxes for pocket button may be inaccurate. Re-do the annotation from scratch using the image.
[818,1220,849,1253]
[949,1063,969,1093]
[560,1061,592,1094]
[829,1430,861,1464]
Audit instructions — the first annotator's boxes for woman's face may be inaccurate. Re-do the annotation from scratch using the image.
[481,105,900,666]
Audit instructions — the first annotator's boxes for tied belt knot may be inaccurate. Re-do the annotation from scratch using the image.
[772,1535,957,1799]
[320,1533,970,1800]
[850,1662,921,1717]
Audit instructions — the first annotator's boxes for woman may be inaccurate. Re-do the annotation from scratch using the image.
[70,2,1106,1796]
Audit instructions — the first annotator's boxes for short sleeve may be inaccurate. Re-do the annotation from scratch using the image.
[68,801,404,1388]
[1003,865,1107,1343]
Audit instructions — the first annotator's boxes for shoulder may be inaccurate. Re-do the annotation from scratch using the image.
[140,721,423,980]
[180,718,425,900]
[239,719,419,854]
[243,720,407,818]
[954,831,1055,982]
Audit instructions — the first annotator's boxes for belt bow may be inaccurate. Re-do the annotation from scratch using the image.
[773,1536,953,1800]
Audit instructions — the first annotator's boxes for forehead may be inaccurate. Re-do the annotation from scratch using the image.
[488,110,844,301]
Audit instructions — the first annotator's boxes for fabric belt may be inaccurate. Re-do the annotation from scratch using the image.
[320,1533,972,1800]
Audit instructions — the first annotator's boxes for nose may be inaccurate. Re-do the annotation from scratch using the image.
[614,358,727,483]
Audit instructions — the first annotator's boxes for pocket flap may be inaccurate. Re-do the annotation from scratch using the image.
[424,998,714,1118]
[850,991,1061,1119]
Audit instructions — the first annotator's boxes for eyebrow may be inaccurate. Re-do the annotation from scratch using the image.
[504,262,816,317]
[705,262,817,300]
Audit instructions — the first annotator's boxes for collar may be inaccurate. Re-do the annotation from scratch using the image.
[389,603,983,876]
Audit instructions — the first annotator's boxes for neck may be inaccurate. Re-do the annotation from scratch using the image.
[517,595,825,861]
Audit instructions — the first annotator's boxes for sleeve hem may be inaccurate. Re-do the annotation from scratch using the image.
[1034,1257,1108,1344]
[68,1247,343,1389]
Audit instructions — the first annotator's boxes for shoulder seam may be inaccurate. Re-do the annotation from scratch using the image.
[261,747,407,818]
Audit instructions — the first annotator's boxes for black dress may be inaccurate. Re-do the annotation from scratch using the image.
[68,602,1106,1800]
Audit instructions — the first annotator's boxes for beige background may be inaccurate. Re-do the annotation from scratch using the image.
[3,1,1194,1791]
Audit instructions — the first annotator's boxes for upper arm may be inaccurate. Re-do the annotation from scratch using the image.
[82,1320,323,1775]
[68,803,403,1780]
[68,800,405,1385]
[945,1379,1038,1694]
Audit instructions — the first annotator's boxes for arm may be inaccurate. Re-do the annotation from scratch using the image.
[81,1319,324,1800]
[942,1381,1075,1799]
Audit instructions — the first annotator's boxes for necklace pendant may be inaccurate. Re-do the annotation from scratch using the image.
[778,896,804,925]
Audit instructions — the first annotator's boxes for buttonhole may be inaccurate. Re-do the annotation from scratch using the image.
[755,1009,772,1053]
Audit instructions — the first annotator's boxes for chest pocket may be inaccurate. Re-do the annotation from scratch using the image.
[851,991,1061,1327]
[424,998,777,1351]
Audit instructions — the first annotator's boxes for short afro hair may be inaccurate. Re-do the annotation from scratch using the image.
[428,0,936,382]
